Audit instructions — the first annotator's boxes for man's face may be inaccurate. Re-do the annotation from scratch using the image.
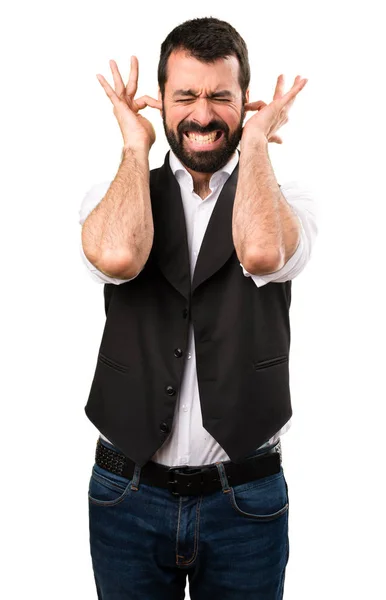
[161,50,247,173]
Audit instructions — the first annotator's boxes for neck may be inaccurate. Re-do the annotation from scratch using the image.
[185,166,213,200]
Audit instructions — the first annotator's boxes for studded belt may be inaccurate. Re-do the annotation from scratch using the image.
[94,438,282,497]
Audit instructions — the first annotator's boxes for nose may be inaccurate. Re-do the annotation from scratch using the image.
[190,98,216,128]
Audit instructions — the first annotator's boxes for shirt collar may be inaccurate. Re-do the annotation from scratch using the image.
[169,148,239,192]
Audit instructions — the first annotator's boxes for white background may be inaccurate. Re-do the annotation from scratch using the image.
[1,0,385,598]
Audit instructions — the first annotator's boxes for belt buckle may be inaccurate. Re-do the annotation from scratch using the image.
[167,465,210,496]
[167,465,190,496]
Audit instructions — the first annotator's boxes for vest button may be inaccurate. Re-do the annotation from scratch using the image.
[160,421,169,433]
[182,308,188,319]
[174,348,183,358]
[165,385,176,396]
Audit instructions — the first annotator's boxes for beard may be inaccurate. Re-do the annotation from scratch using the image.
[162,107,245,173]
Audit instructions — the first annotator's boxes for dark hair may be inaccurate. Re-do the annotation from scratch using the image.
[157,17,250,102]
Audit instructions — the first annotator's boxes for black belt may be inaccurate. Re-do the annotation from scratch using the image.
[95,438,282,497]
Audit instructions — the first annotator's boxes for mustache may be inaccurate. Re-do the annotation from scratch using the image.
[177,120,229,136]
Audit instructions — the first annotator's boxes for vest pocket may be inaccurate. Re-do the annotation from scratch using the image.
[97,352,130,373]
[253,354,288,370]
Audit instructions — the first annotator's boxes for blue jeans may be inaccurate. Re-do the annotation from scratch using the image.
[88,439,290,599]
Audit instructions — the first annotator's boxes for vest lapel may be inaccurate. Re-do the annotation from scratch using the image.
[150,152,191,301]
[151,151,240,299]
[192,160,239,294]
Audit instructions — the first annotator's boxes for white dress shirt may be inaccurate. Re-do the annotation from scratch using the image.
[79,150,318,466]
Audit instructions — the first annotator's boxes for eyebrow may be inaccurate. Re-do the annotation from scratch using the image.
[172,89,235,99]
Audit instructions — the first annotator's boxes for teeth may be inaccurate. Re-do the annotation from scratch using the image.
[187,131,218,144]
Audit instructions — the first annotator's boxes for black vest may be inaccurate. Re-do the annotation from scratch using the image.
[84,152,292,467]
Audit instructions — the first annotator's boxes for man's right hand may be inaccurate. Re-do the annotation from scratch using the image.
[96,56,162,153]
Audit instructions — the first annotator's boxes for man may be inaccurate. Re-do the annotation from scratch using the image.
[79,17,318,600]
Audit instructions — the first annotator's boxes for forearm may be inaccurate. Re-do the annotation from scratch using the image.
[81,147,154,279]
[232,136,301,273]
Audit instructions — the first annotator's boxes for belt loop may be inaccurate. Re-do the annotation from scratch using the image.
[215,461,231,494]
[130,463,142,491]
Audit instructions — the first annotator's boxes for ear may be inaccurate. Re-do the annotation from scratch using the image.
[158,88,163,116]
[245,88,250,105]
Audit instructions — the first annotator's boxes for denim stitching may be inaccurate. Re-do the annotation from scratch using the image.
[91,469,128,493]
[88,472,132,506]
[228,488,289,521]
[177,495,203,566]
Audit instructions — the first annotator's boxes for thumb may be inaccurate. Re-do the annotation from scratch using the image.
[135,95,162,111]
[269,135,283,144]
[244,100,267,112]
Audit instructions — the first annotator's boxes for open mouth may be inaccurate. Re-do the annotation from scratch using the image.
[183,130,224,149]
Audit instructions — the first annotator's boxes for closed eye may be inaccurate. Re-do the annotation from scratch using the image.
[175,98,231,103]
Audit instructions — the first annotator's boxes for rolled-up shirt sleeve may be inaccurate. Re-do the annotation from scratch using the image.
[240,181,319,288]
[79,181,141,285]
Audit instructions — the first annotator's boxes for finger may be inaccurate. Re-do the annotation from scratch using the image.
[126,55,139,98]
[282,93,297,116]
[278,77,308,108]
[244,100,267,112]
[269,135,283,144]
[273,74,285,101]
[282,79,301,115]
[135,95,162,111]
[109,59,126,97]
[275,74,302,101]
[96,73,121,107]
[286,95,296,112]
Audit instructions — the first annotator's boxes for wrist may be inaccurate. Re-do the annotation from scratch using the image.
[121,144,150,162]
[240,131,268,152]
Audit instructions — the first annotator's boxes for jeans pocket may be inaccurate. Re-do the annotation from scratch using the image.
[88,463,133,507]
[228,468,289,521]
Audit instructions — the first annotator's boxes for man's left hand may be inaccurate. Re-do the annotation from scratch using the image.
[242,75,308,145]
